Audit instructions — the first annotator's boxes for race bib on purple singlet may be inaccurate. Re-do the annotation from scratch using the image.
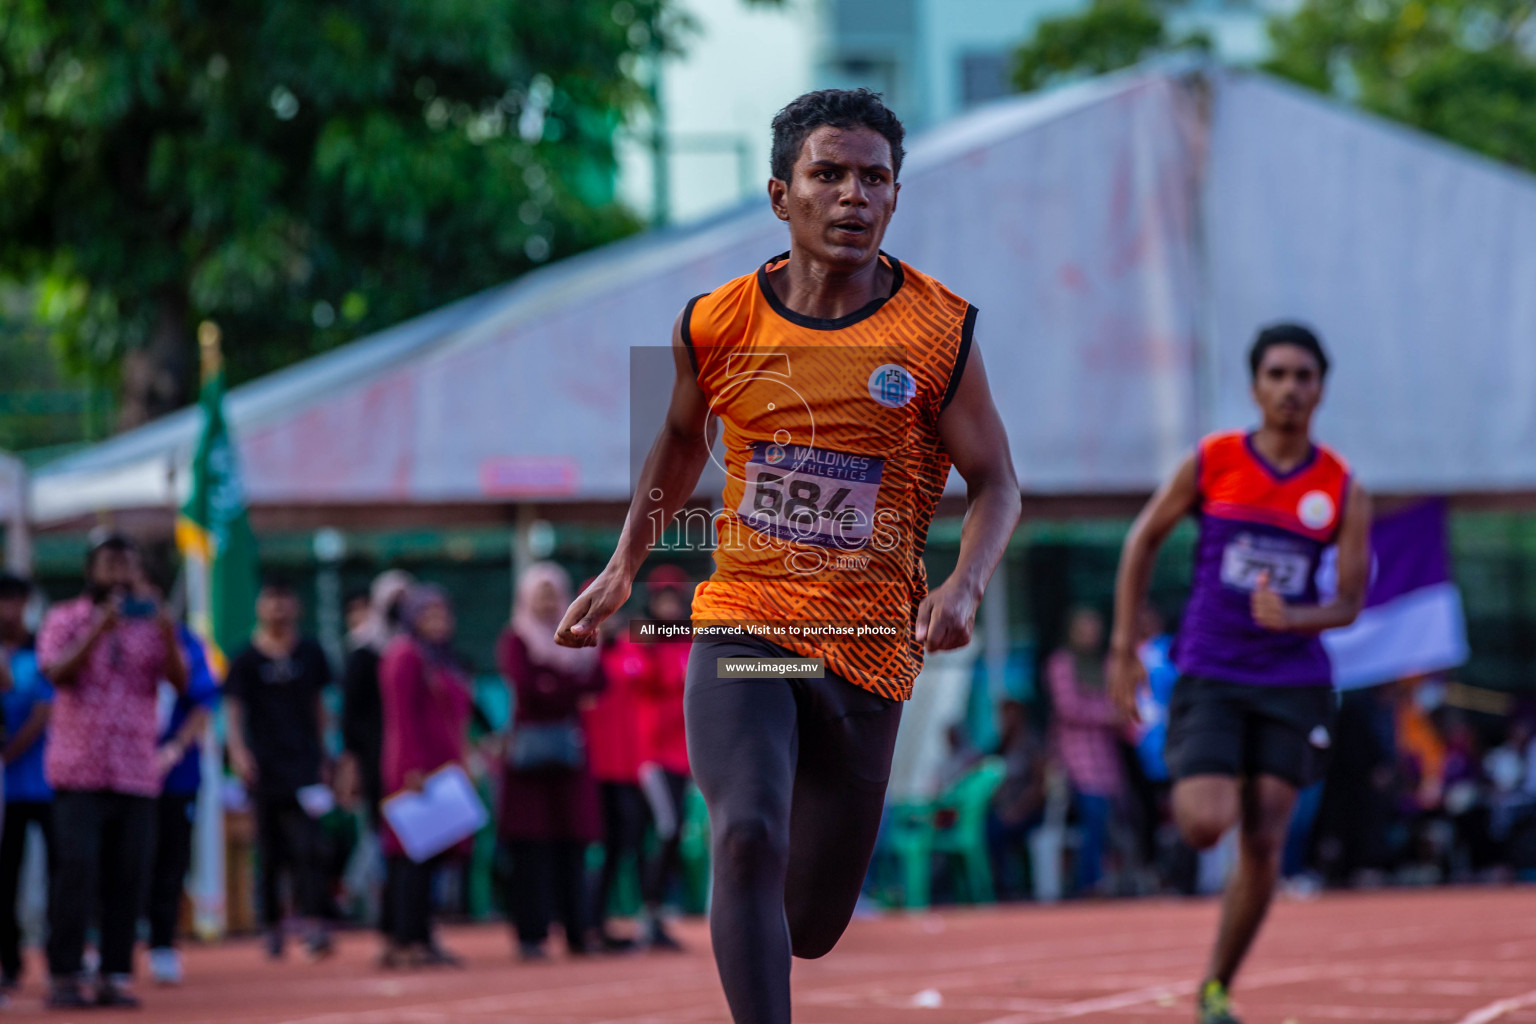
[1219,533,1311,597]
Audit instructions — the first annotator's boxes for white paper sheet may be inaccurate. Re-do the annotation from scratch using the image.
[380,765,488,863]
[296,783,336,819]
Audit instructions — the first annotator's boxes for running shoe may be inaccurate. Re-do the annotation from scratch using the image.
[46,981,91,1010]
[265,928,285,961]
[598,930,637,952]
[1197,979,1241,1024]
[148,947,183,986]
[643,920,685,953]
[305,932,335,963]
[96,976,142,1009]
[416,944,464,968]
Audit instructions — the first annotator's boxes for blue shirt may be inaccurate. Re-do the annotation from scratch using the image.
[3,646,53,803]
[158,627,221,797]
[1133,634,1179,783]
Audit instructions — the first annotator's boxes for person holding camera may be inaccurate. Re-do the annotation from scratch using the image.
[37,534,187,1009]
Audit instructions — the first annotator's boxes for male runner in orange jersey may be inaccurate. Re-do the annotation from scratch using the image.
[555,89,1020,1023]
[1109,325,1372,1024]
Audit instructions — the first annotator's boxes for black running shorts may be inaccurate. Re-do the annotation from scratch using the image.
[1164,675,1337,789]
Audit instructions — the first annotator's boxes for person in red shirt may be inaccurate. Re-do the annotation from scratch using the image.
[634,566,693,951]
[585,614,650,950]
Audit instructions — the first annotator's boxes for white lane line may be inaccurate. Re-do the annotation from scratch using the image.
[971,960,1373,1024]
[1453,988,1536,1024]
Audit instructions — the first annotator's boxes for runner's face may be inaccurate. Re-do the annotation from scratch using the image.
[1252,344,1323,431]
[771,126,899,269]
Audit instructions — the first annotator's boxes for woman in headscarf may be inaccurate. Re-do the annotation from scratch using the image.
[378,584,474,967]
[340,570,413,947]
[497,562,604,961]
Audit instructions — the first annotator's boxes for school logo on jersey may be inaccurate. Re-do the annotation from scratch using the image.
[1298,490,1336,531]
[867,364,916,409]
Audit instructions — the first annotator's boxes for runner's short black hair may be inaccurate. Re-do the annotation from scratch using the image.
[259,576,297,597]
[771,88,905,183]
[1250,323,1329,380]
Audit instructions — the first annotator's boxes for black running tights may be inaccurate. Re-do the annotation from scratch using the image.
[685,633,902,1024]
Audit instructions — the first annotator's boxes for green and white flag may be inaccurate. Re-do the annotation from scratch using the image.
[176,355,256,674]
[176,330,257,940]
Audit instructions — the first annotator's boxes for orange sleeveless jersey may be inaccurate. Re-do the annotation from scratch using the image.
[683,252,975,701]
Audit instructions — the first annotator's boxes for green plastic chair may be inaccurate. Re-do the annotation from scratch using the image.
[885,798,938,909]
[931,757,1006,904]
[679,785,711,914]
[887,757,1007,909]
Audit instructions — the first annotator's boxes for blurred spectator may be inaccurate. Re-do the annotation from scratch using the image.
[378,585,473,968]
[986,700,1047,900]
[0,572,49,993]
[142,569,220,987]
[497,563,603,961]
[37,534,186,1009]
[343,589,372,638]
[1396,678,1449,815]
[587,618,648,950]
[340,571,413,940]
[634,566,693,952]
[1440,714,1494,875]
[1124,606,1177,891]
[1315,687,1398,885]
[225,579,334,961]
[1483,718,1536,870]
[932,723,985,797]
[1046,606,1122,895]
[1129,606,1177,785]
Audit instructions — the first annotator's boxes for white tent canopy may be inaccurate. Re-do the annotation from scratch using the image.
[30,68,1536,527]
[0,452,30,569]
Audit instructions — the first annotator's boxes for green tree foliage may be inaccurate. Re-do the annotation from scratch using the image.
[1010,0,1536,174]
[1265,0,1536,171]
[1012,0,1210,93]
[0,0,686,427]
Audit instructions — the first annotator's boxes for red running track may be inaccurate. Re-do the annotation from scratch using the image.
[11,888,1536,1023]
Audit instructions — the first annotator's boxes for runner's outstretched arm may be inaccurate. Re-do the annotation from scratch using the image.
[1109,453,1200,722]
[916,343,1021,652]
[1251,479,1371,634]
[556,311,715,648]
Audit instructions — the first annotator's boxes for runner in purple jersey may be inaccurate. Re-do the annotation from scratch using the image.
[1109,324,1373,1024]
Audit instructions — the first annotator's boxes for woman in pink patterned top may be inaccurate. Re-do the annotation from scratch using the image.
[1046,606,1123,895]
[379,585,474,968]
[36,535,185,1009]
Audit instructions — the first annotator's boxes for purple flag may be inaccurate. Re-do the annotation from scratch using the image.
[1322,499,1469,690]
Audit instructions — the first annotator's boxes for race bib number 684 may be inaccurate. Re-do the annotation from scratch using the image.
[737,442,884,550]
